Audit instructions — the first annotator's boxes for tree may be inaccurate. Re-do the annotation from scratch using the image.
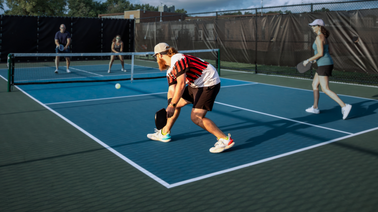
[266,10,283,14]
[103,0,134,14]
[221,11,242,16]
[67,0,107,17]
[0,0,4,11]
[175,8,187,14]
[5,0,67,16]
[133,4,158,12]
[314,7,330,12]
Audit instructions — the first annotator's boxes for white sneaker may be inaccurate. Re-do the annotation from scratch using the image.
[121,69,127,72]
[54,70,58,73]
[66,69,71,73]
[147,129,171,142]
[209,133,234,153]
[108,70,111,73]
[342,104,352,120]
[305,106,320,114]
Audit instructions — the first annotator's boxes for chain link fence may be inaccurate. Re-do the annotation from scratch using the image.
[135,0,378,86]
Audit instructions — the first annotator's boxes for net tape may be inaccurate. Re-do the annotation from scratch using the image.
[12,49,218,57]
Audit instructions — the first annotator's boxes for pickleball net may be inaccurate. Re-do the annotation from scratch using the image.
[7,49,220,91]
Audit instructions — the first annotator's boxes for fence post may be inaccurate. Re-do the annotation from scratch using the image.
[255,8,258,74]
[7,54,13,92]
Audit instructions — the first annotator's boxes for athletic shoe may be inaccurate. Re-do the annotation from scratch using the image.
[147,129,171,142]
[305,106,320,114]
[66,69,71,73]
[108,70,111,73]
[342,104,352,120]
[54,70,58,73]
[122,69,127,72]
[209,133,234,153]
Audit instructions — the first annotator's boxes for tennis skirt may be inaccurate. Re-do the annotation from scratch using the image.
[317,65,333,76]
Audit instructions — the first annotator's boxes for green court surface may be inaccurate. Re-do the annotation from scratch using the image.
[1,71,378,212]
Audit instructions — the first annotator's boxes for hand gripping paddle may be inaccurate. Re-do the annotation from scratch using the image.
[296,61,312,73]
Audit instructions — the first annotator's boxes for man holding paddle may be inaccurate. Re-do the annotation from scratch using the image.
[147,43,234,153]
[54,24,71,74]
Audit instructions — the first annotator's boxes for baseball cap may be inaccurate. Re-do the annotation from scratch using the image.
[153,43,170,56]
[309,19,325,26]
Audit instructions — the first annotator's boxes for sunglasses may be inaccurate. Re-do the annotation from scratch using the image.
[116,37,121,39]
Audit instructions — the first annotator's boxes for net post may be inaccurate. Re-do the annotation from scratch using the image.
[131,53,135,82]
[217,49,221,76]
[7,54,13,92]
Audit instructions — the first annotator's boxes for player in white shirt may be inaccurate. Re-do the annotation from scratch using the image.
[147,43,234,153]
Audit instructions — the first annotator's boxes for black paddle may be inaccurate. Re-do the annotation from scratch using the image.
[296,61,312,73]
[155,108,167,130]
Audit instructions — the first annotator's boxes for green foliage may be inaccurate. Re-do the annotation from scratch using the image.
[221,11,242,16]
[175,8,187,14]
[314,7,330,12]
[5,0,67,16]
[67,0,107,17]
[134,4,158,12]
[3,0,183,17]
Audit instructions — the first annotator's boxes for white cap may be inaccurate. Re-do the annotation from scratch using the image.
[153,42,170,56]
[309,19,325,26]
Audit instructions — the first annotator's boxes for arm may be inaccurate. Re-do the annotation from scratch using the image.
[54,32,60,47]
[111,42,117,53]
[65,38,71,50]
[167,84,176,102]
[166,73,186,118]
[120,42,124,52]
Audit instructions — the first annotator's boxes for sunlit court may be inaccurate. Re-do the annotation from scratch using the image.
[1,0,378,211]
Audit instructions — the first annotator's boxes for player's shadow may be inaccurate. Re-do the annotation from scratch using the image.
[214,99,378,152]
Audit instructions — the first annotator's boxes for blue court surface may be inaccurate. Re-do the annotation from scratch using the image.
[1,64,378,188]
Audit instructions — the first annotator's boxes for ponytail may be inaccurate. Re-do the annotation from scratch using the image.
[320,26,330,38]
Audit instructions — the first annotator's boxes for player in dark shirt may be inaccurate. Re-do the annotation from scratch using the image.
[54,24,71,73]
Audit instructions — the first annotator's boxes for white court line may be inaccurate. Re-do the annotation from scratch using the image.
[222,69,378,89]
[69,67,103,77]
[10,83,171,189]
[45,92,167,105]
[221,69,378,102]
[2,74,377,189]
[45,83,256,105]
[167,126,378,188]
[215,101,353,135]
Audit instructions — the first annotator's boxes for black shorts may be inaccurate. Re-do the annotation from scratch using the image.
[317,65,333,76]
[182,83,220,111]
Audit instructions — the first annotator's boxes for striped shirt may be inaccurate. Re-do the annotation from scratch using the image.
[166,53,220,88]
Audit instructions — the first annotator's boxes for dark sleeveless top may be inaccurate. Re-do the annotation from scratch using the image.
[114,42,121,52]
